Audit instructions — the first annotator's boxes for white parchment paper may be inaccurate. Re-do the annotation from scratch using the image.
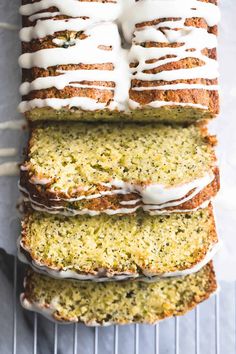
[0,0,236,281]
[0,0,25,256]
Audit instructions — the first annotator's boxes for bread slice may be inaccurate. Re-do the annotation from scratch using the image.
[20,123,219,216]
[21,263,217,325]
[19,206,219,280]
[19,0,219,123]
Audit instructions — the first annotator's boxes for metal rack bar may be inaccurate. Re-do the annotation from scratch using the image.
[155,324,159,354]
[94,327,98,354]
[175,317,179,354]
[12,257,17,354]
[195,307,199,354]
[114,325,119,354]
[73,323,78,354]
[135,324,139,354]
[215,293,220,354]
[54,323,58,354]
[33,313,38,354]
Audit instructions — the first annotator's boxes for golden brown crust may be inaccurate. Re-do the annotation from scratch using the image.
[130,89,219,116]
[23,64,114,81]
[19,166,220,214]
[23,86,114,105]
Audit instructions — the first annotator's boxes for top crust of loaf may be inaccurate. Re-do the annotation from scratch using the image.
[19,0,219,122]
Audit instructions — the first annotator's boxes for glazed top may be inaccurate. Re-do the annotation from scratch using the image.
[19,0,220,112]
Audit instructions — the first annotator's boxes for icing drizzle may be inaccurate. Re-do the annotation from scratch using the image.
[19,21,130,112]
[0,162,19,176]
[19,0,220,113]
[19,172,215,215]
[0,22,19,31]
[20,0,122,20]
[0,119,26,130]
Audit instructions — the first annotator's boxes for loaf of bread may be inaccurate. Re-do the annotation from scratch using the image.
[20,123,219,216]
[18,1,220,326]
[21,263,217,325]
[19,0,219,123]
[19,206,219,281]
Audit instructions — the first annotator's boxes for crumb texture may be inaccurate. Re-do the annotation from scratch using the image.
[23,123,216,192]
[22,207,217,277]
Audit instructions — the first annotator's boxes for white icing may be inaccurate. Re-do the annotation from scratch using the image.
[149,200,210,216]
[0,119,26,130]
[22,196,209,217]
[21,190,210,216]
[0,22,19,31]
[19,171,215,214]
[20,18,97,42]
[19,22,130,112]
[18,237,221,281]
[24,198,140,217]
[128,21,218,108]
[20,23,120,69]
[129,99,208,110]
[0,162,19,176]
[100,174,214,207]
[20,294,69,324]
[122,0,220,42]
[129,30,218,81]
[19,97,110,113]
[21,294,112,325]
[0,149,19,177]
[20,1,122,21]
[0,148,17,157]
[120,199,140,206]
[19,176,138,200]
[19,0,219,113]
[133,84,219,92]
[28,12,60,23]
[20,69,118,95]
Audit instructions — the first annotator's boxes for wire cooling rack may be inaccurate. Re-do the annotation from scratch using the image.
[0,254,232,354]
[0,1,235,353]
